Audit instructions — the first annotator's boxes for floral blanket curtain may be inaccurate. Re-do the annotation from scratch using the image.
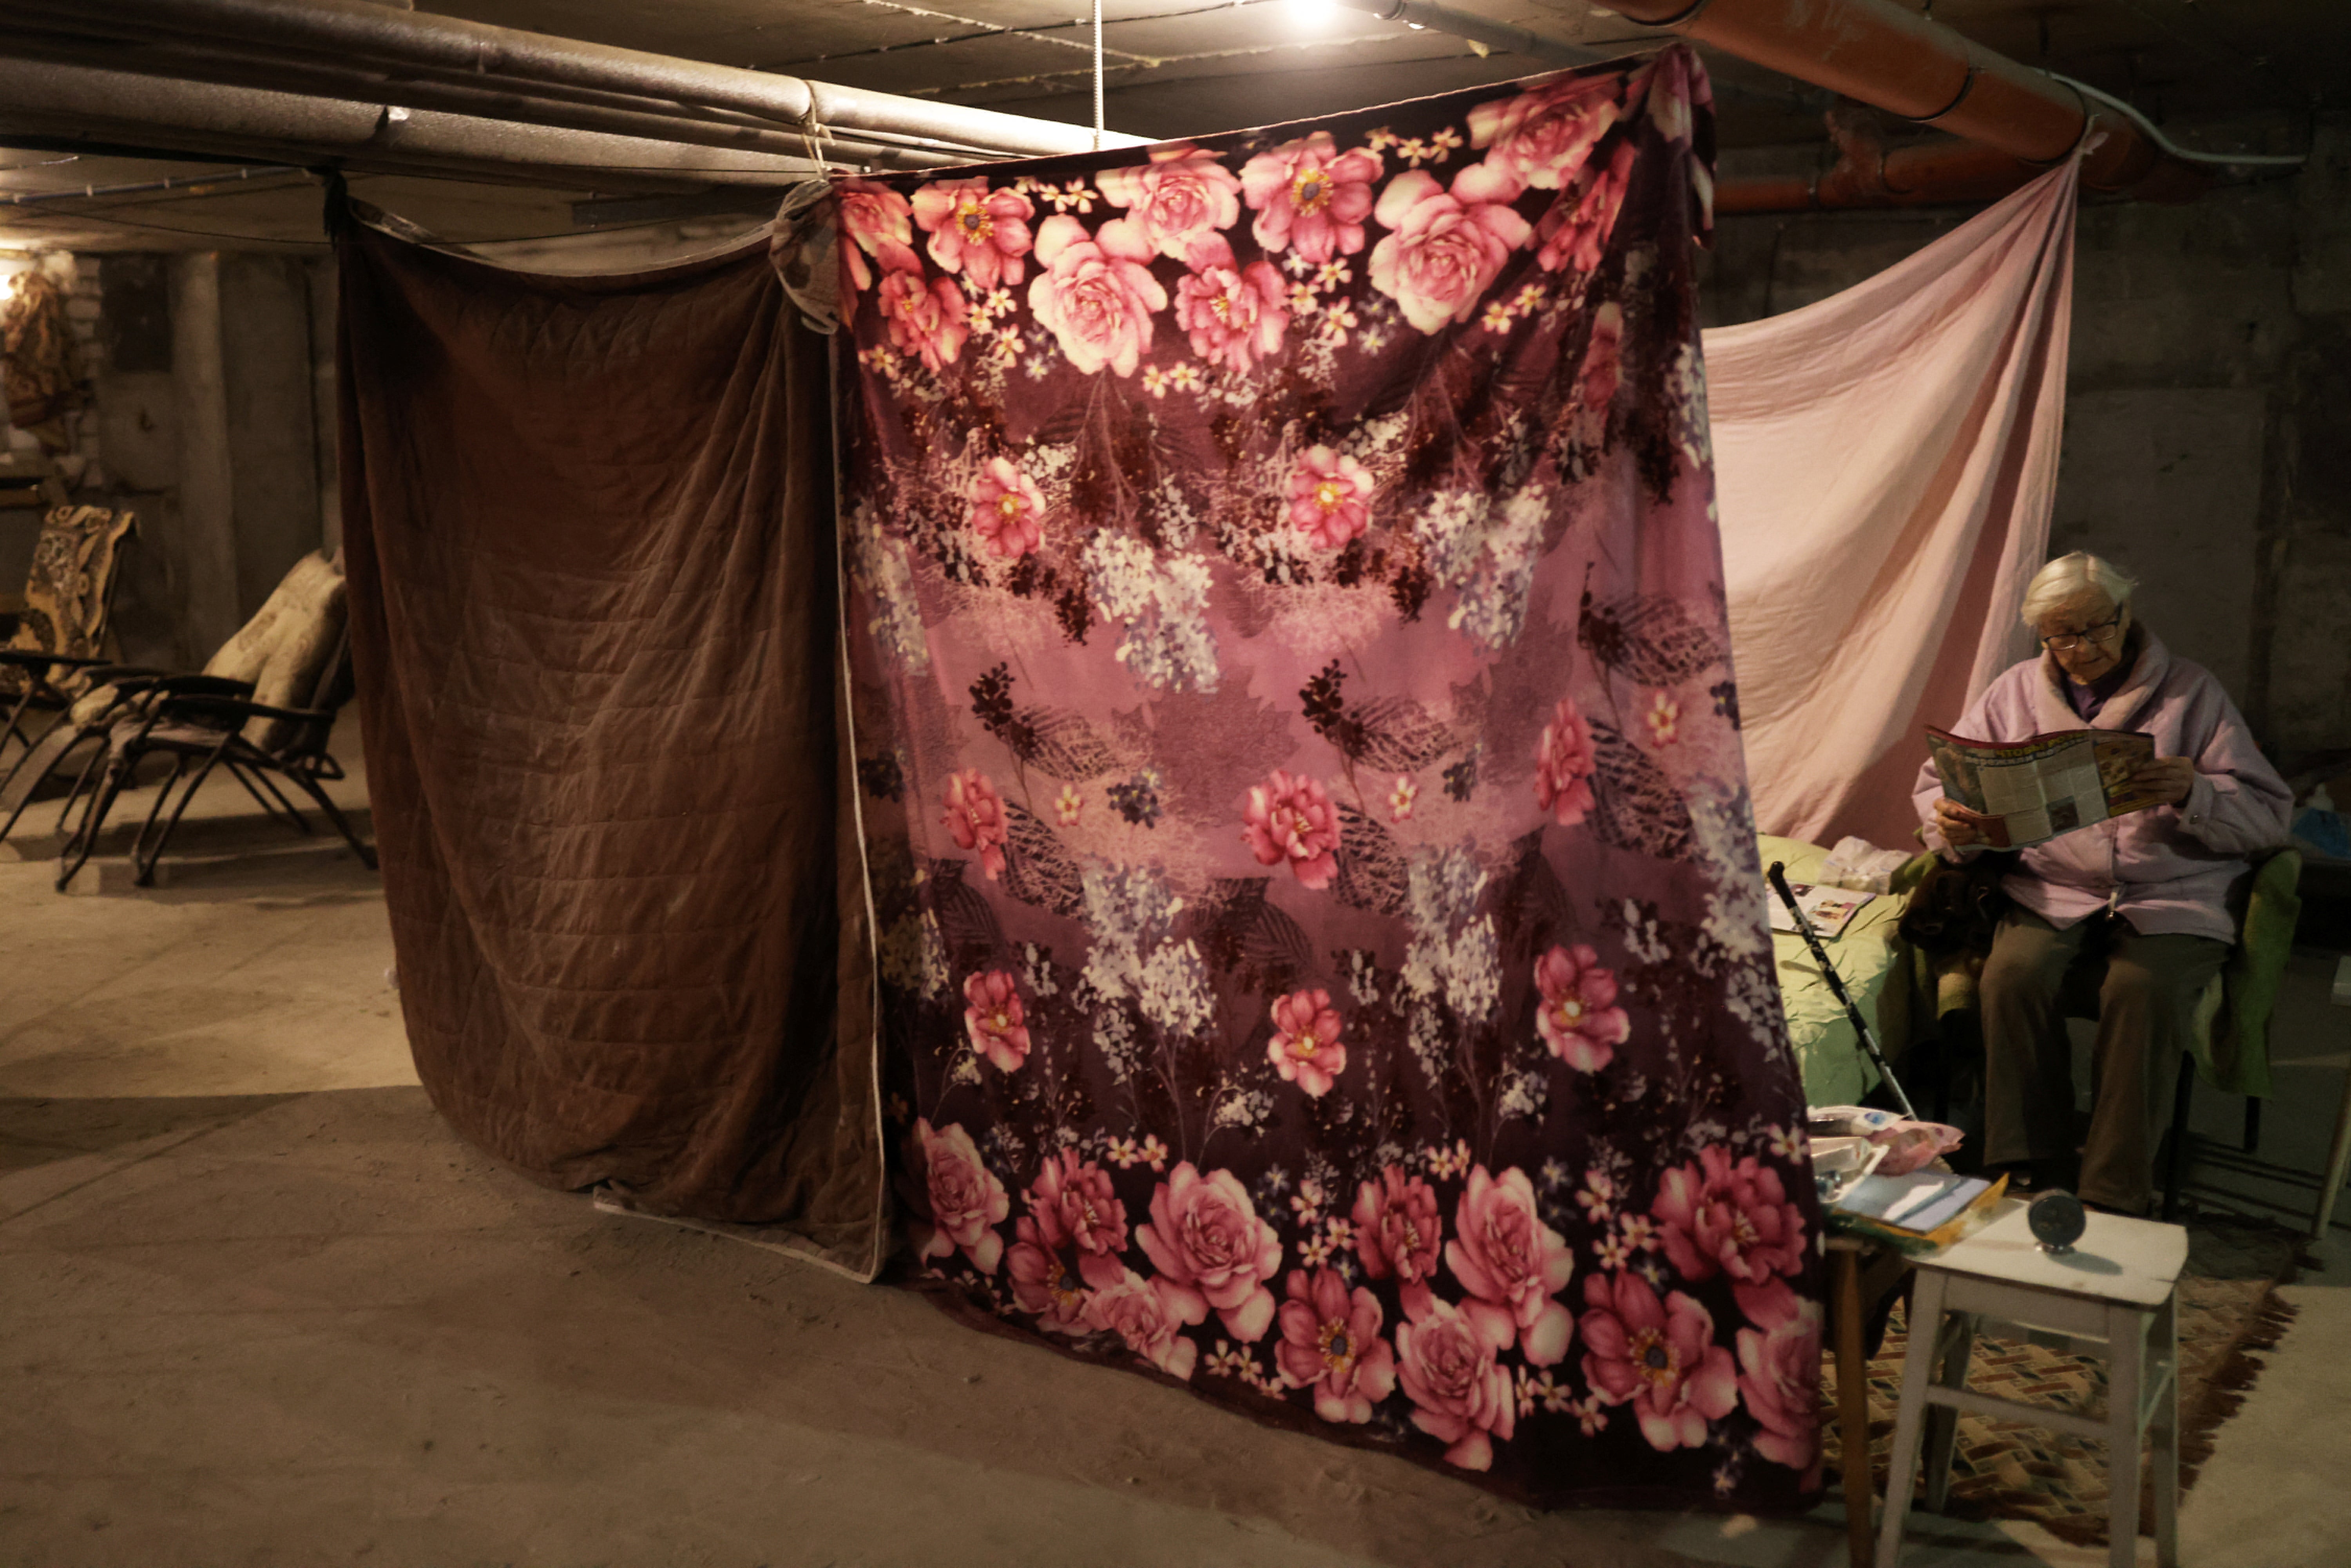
[832,47,1825,1509]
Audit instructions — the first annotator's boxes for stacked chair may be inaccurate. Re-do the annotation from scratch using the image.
[0,548,375,891]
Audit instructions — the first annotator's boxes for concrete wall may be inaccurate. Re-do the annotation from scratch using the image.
[71,251,334,667]
[1695,120,2351,770]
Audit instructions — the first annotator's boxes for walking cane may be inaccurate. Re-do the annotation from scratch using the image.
[1766,860,1916,1119]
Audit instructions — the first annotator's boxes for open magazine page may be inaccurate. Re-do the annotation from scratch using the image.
[1766,882,1876,938]
[1926,726,2158,847]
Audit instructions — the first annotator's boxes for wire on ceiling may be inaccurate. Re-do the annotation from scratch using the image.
[2046,72,2307,167]
[905,31,1419,98]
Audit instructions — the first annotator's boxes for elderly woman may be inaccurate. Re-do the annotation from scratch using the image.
[1913,552,2291,1214]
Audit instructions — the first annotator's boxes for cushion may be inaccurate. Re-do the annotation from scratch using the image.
[202,551,347,750]
[0,504,135,698]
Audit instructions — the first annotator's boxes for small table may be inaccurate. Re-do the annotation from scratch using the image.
[1826,1234,1913,1568]
[1874,1199,2188,1568]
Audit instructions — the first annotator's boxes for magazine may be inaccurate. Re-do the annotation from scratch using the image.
[1766,882,1877,939]
[1925,725,2165,848]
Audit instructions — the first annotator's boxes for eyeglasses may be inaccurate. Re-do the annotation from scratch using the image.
[2041,617,2121,652]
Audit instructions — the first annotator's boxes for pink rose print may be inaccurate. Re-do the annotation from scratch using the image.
[1007,1216,1096,1334]
[909,1118,1009,1274]
[1466,74,1621,195]
[1536,141,1636,275]
[1174,235,1288,375]
[1242,768,1342,891]
[1651,1145,1810,1319]
[1087,1267,1208,1380]
[1031,1148,1130,1259]
[1284,445,1375,551]
[1351,1166,1444,1318]
[1533,943,1630,1072]
[911,177,1036,292]
[1007,1150,1130,1335]
[961,969,1032,1072]
[1366,163,1532,335]
[1098,142,1243,261]
[1533,695,1597,827]
[1274,1267,1398,1424]
[839,180,914,258]
[874,246,970,373]
[1628,45,1710,149]
[1240,132,1383,264]
[1444,1165,1575,1366]
[1737,1284,1824,1481]
[1395,1292,1516,1471]
[1027,213,1168,378]
[1266,987,1346,1097]
[835,181,914,323]
[1578,301,1623,412]
[1579,1269,1738,1452]
[942,766,1009,880]
[1136,1161,1284,1342]
[967,456,1045,559]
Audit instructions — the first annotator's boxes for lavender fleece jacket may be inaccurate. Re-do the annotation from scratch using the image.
[1912,633,2292,943]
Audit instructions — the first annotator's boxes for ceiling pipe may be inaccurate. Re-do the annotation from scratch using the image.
[1715,130,2040,213]
[1588,0,2208,199]
[0,0,1144,160]
[0,57,872,194]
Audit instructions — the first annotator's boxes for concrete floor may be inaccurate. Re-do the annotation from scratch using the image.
[4,743,2349,1567]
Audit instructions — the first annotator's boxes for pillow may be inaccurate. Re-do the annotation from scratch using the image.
[203,551,347,750]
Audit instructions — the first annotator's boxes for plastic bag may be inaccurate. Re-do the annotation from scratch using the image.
[1818,835,1911,895]
[1806,1105,1965,1177]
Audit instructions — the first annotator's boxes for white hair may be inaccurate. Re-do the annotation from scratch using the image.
[2021,551,2137,628]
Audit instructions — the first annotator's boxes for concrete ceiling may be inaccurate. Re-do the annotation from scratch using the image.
[0,0,2340,253]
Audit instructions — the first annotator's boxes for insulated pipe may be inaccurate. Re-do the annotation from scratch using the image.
[0,34,996,165]
[0,36,831,162]
[0,0,1146,158]
[1326,0,1607,66]
[1588,0,2173,194]
[0,57,896,193]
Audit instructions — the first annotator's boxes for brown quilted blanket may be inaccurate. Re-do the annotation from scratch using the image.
[335,219,884,1276]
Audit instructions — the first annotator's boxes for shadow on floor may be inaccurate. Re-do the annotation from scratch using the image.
[0,1092,298,1175]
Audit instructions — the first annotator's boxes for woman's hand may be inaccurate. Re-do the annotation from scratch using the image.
[2134,756,2198,807]
[1934,797,1993,848]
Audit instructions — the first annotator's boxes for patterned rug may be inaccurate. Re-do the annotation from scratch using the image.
[1822,1206,2305,1546]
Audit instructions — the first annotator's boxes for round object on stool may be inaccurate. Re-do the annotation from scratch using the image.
[2029,1190,2087,1254]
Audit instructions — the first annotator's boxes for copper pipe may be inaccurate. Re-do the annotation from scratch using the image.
[1593,0,2197,198]
[1715,140,2040,213]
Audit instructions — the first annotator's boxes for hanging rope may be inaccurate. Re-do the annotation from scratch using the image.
[1092,0,1105,149]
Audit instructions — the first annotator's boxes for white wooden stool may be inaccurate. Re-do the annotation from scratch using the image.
[1875,1199,2188,1568]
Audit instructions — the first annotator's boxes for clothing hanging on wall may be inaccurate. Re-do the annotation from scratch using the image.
[1706,161,2079,849]
[829,47,1824,1508]
[2,268,85,451]
[335,216,887,1279]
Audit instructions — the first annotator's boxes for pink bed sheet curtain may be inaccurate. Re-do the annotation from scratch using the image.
[1706,161,2079,850]
[830,49,1826,1509]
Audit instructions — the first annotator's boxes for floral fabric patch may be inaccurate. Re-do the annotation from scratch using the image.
[835,46,1822,1509]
